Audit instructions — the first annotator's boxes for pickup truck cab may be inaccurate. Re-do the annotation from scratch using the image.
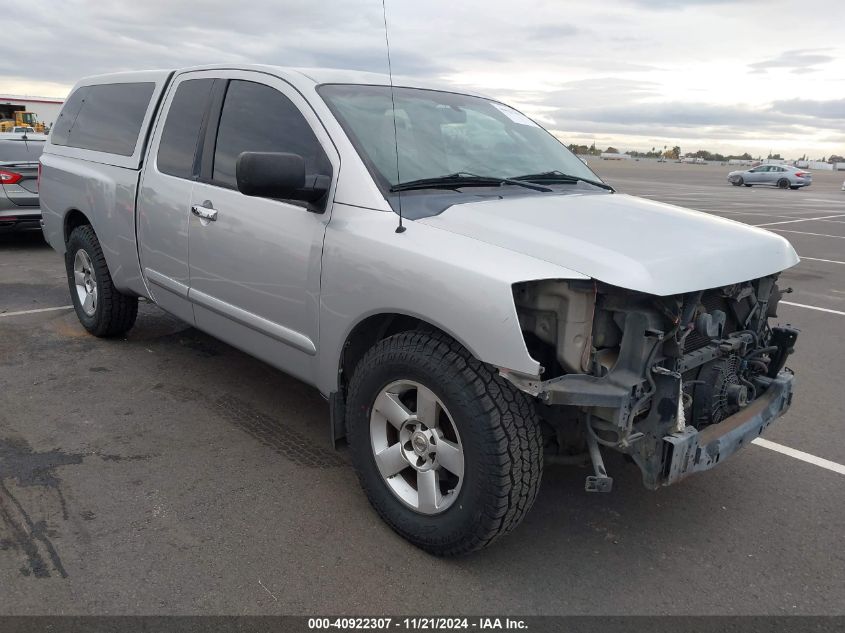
[40,65,800,555]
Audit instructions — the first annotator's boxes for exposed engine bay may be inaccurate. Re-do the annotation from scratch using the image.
[510,276,798,490]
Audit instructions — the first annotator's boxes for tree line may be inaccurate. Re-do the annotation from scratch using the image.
[567,143,844,163]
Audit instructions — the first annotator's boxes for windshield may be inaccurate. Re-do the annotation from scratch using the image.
[0,140,45,162]
[319,84,601,190]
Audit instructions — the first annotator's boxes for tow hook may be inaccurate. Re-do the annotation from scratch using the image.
[584,427,613,493]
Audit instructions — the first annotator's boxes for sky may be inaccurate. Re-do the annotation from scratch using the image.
[1,0,843,158]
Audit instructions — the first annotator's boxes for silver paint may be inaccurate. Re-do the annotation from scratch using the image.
[40,64,800,401]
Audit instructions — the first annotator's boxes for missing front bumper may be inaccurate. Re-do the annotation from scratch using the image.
[660,370,795,486]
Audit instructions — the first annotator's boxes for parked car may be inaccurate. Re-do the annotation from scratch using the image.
[728,164,812,189]
[39,67,800,555]
[0,136,45,230]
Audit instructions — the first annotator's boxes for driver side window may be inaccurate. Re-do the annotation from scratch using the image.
[211,80,331,189]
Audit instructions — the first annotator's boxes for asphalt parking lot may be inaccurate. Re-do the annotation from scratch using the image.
[1,160,843,615]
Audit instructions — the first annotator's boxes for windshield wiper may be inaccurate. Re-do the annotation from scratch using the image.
[511,170,615,192]
[390,172,552,193]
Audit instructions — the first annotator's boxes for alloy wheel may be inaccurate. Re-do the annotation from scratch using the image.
[369,380,464,515]
[73,249,98,316]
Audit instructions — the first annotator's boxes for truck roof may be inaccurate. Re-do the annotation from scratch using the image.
[73,64,477,97]
[49,65,489,171]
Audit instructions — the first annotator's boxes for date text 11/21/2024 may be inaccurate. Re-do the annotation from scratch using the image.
[307,617,528,630]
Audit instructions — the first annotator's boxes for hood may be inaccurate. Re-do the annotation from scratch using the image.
[416,192,799,296]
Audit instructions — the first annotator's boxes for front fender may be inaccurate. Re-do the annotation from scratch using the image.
[315,203,589,395]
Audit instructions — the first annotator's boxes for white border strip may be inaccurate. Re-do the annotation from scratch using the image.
[754,214,845,227]
[800,256,845,266]
[752,438,845,476]
[771,229,845,239]
[0,305,73,318]
[780,301,845,316]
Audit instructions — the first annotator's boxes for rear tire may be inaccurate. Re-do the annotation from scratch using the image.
[777,178,789,189]
[346,330,543,556]
[65,225,138,337]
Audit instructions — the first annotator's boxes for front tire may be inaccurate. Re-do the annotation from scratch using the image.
[346,331,543,556]
[65,225,138,337]
[731,177,742,186]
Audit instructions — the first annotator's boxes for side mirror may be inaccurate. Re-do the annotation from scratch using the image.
[235,152,330,207]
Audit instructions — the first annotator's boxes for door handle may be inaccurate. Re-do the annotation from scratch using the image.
[191,204,218,221]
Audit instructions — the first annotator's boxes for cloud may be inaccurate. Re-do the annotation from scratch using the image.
[0,0,842,157]
[523,24,582,40]
[626,0,744,7]
[770,98,845,120]
[0,0,393,87]
[557,102,793,128]
[748,49,835,73]
[507,88,844,157]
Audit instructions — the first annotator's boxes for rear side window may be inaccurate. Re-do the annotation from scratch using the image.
[157,79,215,179]
[212,80,330,189]
[51,86,90,146]
[52,82,155,156]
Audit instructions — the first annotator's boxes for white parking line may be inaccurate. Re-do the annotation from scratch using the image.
[713,209,826,218]
[800,256,845,266]
[770,229,845,239]
[0,305,73,318]
[754,214,845,227]
[710,210,796,218]
[781,301,845,316]
[752,438,845,476]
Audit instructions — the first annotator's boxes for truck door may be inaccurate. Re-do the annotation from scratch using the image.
[137,74,216,324]
[187,74,337,383]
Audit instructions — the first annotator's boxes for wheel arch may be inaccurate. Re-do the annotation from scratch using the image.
[339,311,481,392]
[63,208,93,243]
[328,310,484,447]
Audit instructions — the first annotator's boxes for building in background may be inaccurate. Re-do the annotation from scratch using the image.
[0,94,65,131]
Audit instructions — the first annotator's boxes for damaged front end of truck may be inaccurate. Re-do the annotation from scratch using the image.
[508,276,798,491]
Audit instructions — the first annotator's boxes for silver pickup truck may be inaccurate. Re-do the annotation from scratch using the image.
[40,65,799,555]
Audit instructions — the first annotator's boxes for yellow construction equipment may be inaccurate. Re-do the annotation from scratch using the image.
[0,111,46,133]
